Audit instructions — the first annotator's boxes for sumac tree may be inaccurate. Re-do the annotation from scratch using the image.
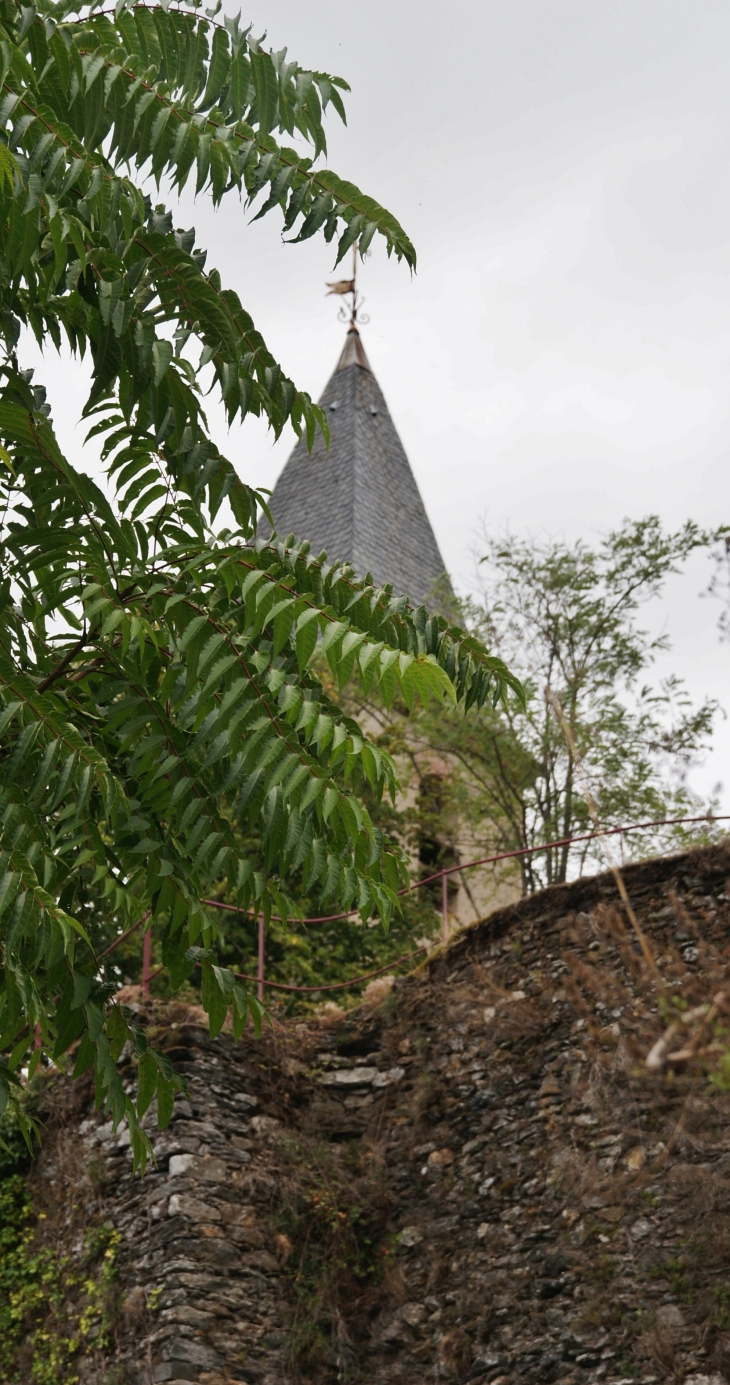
[0,0,520,1162]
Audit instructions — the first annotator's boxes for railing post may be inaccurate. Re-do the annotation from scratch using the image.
[257,913,265,1002]
[142,928,151,998]
[441,870,449,945]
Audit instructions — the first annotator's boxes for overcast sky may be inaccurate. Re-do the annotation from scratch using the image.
[27,1,730,808]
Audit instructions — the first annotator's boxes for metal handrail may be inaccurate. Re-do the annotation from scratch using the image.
[132,813,729,1000]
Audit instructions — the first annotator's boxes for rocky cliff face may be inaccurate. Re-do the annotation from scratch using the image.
[17,842,730,1385]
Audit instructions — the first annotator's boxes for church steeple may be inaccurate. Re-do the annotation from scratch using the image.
[262,320,451,607]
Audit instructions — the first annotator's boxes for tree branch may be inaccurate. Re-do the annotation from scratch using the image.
[37,627,89,694]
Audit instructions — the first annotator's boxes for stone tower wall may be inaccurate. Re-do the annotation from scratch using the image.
[17,842,730,1385]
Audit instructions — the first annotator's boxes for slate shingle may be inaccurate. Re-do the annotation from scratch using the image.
[261,327,451,606]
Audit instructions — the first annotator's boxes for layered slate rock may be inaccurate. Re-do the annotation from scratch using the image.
[23,843,730,1385]
[261,327,451,606]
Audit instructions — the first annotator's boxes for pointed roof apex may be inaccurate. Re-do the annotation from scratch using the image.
[261,327,452,606]
[336,324,371,373]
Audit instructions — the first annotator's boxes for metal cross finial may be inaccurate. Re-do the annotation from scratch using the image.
[325,242,369,327]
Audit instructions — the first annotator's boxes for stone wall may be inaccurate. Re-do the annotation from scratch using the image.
[21,842,730,1385]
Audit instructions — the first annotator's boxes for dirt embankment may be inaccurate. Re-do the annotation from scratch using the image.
[13,842,730,1385]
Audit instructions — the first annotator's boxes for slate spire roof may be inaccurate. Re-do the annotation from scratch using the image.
[262,325,451,606]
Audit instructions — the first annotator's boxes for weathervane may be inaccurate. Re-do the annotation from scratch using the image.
[325,242,369,328]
